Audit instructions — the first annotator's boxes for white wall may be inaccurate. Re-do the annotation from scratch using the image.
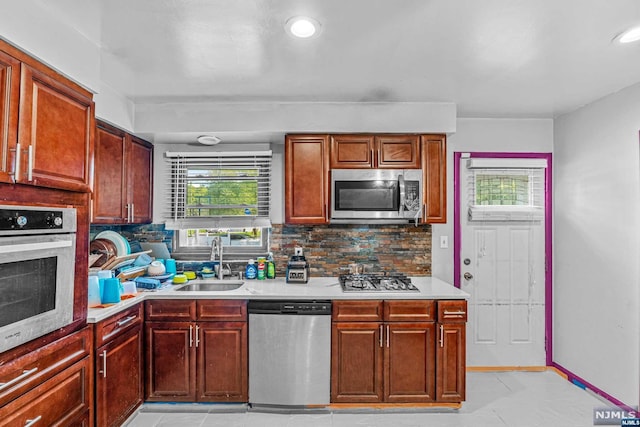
[431,118,553,283]
[554,83,640,406]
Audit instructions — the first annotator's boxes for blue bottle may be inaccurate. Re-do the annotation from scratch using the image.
[245,259,257,280]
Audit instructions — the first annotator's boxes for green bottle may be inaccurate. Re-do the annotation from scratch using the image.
[257,257,266,280]
[266,252,276,279]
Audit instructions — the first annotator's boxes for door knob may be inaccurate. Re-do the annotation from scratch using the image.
[463,272,473,280]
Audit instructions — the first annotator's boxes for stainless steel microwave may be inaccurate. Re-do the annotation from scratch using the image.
[0,205,76,353]
[330,169,423,224]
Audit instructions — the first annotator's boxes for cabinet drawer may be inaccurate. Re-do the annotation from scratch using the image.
[197,300,247,321]
[0,327,90,407]
[437,300,468,322]
[384,300,435,322]
[94,302,143,347]
[146,299,196,321]
[332,300,383,322]
[0,357,91,426]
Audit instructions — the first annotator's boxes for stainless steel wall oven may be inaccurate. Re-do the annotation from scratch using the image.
[0,205,76,353]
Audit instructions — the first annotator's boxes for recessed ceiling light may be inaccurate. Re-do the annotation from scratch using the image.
[285,16,321,38]
[616,25,640,44]
[197,135,221,145]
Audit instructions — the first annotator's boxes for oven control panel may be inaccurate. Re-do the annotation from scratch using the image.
[0,207,64,231]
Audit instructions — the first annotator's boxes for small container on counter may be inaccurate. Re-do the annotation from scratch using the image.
[245,259,257,279]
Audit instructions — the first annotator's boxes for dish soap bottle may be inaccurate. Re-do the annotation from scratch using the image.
[257,257,266,280]
[266,252,276,279]
[245,259,257,280]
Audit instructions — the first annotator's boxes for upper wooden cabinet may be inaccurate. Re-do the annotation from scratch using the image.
[330,134,421,169]
[0,40,94,192]
[92,120,153,224]
[421,134,447,223]
[285,133,446,224]
[0,50,20,184]
[285,134,330,224]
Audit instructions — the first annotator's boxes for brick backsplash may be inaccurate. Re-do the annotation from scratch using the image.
[271,223,432,277]
[90,223,432,277]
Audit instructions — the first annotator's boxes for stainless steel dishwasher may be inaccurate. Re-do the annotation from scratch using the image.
[248,300,332,408]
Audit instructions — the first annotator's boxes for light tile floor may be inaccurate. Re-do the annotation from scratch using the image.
[125,371,613,427]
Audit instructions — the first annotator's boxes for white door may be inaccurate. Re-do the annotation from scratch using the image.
[459,155,547,366]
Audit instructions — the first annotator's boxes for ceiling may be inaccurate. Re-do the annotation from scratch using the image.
[91,0,640,143]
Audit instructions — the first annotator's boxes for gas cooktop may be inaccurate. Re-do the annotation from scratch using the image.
[339,273,419,292]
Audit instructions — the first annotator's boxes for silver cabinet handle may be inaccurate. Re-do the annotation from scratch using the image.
[195,325,200,348]
[24,415,42,427]
[379,325,383,348]
[99,350,107,378]
[386,325,390,348]
[189,325,193,348]
[130,203,134,222]
[0,367,38,391]
[444,310,466,316]
[27,144,33,181]
[116,315,137,328]
[439,325,444,348]
[11,142,21,183]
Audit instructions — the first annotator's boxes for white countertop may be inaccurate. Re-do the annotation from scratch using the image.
[87,276,468,323]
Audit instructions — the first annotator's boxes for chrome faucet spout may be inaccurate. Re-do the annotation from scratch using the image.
[209,236,224,279]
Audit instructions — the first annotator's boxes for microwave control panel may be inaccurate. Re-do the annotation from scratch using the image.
[403,181,420,211]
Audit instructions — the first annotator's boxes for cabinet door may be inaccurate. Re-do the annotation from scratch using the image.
[376,135,421,169]
[93,122,127,223]
[331,322,383,403]
[385,322,435,402]
[436,323,466,402]
[96,327,143,427]
[145,322,196,401]
[330,134,374,169]
[421,134,447,223]
[197,322,248,402]
[127,135,153,223]
[285,135,329,224]
[17,64,94,192]
[0,50,19,184]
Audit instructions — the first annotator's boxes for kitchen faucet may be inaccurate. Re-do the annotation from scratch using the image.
[210,236,224,279]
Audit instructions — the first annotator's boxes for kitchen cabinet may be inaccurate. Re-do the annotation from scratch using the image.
[285,134,330,224]
[330,134,421,169]
[421,134,447,223]
[94,303,144,427]
[285,133,446,224]
[92,120,153,224]
[145,299,248,402]
[436,300,467,402]
[0,39,94,192]
[331,300,437,403]
[0,327,92,425]
[0,50,20,184]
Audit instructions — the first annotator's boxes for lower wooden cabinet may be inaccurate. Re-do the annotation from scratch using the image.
[145,299,248,402]
[93,303,144,427]
[331,300,465,404]
[0,355,91,426]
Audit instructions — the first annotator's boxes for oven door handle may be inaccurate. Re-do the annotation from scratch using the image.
[398,173,405,216]
[0,240,72,254]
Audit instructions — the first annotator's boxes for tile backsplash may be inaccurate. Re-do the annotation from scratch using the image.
[90,223,432,277]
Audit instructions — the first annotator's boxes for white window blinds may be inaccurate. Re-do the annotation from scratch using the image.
[164,151,272,230]
[466,157,546,221]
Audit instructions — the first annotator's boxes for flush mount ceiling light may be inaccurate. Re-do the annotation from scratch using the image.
[196,135,221,145]
[285,16,321,38]
[615,25,640,44]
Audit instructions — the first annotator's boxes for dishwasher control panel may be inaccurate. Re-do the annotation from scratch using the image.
[248,300,332,315]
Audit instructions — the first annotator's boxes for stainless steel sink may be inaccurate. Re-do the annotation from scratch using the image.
[175,280,244,292]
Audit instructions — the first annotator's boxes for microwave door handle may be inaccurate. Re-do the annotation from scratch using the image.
[398,174,405,216]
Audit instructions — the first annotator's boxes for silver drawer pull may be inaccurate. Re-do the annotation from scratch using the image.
[443,310,466,316]
[116,315,137,328]
[0,367,39,391]
[24,415,42,427]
